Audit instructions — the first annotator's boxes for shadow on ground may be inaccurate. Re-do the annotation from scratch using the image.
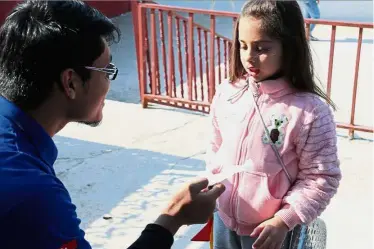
[53,135,209,249]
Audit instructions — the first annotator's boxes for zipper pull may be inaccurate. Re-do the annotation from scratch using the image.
[253,82,261,98]
[246,77,260,99]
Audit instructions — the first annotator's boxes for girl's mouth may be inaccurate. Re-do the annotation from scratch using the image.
[248,67,260,76]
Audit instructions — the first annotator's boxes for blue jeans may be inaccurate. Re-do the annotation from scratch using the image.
[213,212,293,249]
[213,212,256,249]
[299,0,320,33]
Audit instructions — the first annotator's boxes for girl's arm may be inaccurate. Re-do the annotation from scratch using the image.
[275,102,342,230]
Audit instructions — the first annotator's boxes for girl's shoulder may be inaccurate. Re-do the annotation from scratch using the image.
[217,78,245,90]
[214,78,247,99]
[292,92,331,110]
[291,92,335,124]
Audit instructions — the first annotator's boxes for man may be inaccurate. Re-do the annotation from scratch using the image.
[0,1,225,249]
[299,0,320,41]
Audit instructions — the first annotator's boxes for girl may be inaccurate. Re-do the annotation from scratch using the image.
[206,1,342,249]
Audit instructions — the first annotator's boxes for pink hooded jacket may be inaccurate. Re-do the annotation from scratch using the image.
[206,77,341,235]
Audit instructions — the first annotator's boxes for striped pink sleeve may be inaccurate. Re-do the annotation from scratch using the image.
[276,102,342,230]
[205,85,223,174]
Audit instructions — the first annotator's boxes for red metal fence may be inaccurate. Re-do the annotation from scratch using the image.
[132,2,373,137]
[132,1,236,113]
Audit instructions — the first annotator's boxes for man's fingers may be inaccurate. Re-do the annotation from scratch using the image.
[205,183,225,199]
[189,178,209,193]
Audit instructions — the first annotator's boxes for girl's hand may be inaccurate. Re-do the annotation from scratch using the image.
[250,216,289,249]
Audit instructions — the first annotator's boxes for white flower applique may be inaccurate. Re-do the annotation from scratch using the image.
[262,113,289,147]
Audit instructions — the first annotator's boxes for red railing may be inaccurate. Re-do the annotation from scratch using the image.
[305,19,373,137]
[132,2,373,137]
[132,2,236,113]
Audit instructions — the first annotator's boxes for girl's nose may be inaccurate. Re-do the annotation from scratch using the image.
[244,49,257,63]
[246,54,257,64]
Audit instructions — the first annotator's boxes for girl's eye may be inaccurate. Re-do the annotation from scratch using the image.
[257,46,270,52]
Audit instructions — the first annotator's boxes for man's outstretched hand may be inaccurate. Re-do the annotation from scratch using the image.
[155,178,225,235]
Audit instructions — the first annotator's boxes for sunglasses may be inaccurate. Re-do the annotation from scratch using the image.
[85,63,119,80]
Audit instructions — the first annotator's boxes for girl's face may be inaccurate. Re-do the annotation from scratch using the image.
[238,17,283,82]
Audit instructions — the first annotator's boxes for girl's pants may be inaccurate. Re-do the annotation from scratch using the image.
[213,212,292,249]
[213,212,256,249]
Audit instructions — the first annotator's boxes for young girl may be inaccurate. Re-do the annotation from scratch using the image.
[206,1,342,248]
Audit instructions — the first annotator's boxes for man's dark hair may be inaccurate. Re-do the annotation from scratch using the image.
[0,0,120,110]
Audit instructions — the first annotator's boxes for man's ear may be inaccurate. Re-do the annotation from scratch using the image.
[60,69,79,100]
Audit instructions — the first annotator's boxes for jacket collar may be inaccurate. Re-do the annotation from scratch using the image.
[257,77,293,97]
[0,96,58,168]
[227,75,294,103]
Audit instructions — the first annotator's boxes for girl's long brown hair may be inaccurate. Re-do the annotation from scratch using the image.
[229,0,336,109]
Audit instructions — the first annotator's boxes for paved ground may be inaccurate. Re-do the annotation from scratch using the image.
[55,12,373,249]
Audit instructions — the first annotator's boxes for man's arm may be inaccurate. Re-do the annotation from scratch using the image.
[126,218,175,249]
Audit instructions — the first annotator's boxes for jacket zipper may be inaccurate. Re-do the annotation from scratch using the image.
[229,83,261,228]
